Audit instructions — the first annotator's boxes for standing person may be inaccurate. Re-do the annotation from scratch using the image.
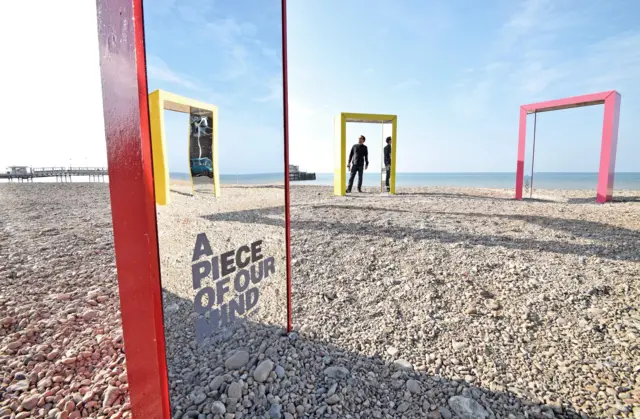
[346,135,369,193]
[383,136,391,192]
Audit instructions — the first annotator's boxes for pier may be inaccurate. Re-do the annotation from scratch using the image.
[289,164,316,181]
[1,166,108,182]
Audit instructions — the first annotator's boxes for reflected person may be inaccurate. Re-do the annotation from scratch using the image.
[347,135,369,193]
[384,136,391,192]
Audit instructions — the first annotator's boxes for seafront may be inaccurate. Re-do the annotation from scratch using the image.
[0,183,639,418]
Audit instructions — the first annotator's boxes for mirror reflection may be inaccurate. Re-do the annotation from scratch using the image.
[143,1,288,416]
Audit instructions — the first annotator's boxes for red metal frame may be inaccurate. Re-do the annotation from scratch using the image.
[96,0,170,417]
[282,0,293,333]
[515,90,621,203]
[96,0,292,417]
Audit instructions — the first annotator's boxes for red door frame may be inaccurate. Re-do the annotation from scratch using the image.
[95,1,292,417]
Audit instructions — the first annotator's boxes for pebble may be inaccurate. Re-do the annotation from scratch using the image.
[487,301,501,311]
[210,375,225,391]
[406,379,422,394]
[452,340,467,350]
[190,390,206,405]
[480,290,494,299]
[397,402,410,413]
[448,396,489,418]
[225,351,249,370]
[253,359,274,383]
[393,359,414,371]
[21,395,39,411]
[3,183,639,419]
[324,366,350,379]
[7,380,29,392]
[82,310,98,321]
[387,346,399,356]
[440,406,453,419]
[227,382,242,400]
[103,385,120,407]
[211,401,226,415]
[268,403,282,418]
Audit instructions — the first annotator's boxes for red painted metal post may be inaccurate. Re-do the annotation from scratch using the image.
[281,0,293,333]
[529,112,537,199]
[515,107,527,200]
[95,0,171,417]
[597,92,622,203]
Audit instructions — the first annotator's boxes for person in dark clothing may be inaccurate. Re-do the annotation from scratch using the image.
[383,136,392,192]
[346,135,369,193]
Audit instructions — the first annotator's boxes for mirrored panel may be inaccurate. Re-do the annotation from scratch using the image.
[143,1,289,416]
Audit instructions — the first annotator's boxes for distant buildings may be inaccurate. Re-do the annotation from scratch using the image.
[289,164,315,181]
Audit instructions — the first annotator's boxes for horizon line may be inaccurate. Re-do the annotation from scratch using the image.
[169,171,640,176]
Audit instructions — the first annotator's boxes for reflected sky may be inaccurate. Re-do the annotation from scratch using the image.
[144,0,284,175]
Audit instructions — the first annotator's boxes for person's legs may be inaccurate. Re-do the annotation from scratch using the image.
[385,164,390,191]
[347,165,358,192]
[357,165,364,191]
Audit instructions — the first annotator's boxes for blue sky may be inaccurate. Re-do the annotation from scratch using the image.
[24,0,629,177]
[288,0,640,174]
[143,0,285,175]
[1,0,639,175]
[143,0,640,175]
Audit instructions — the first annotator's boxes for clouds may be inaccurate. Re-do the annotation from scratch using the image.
[142,0,286,174]
[449,0,640,112]
[4,0,636,176]
[254,75,283,103]
[145,0,282,95]
[146,56,201,90]
[286,0,640,173]
[200,18,257,80]
[470,0,640,99]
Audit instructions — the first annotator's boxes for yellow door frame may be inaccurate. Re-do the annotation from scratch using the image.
[334,112,397,196]
[148,89,220,205]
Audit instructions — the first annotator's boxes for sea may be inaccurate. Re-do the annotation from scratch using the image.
[173,172,640,190]
[3,172,640,190]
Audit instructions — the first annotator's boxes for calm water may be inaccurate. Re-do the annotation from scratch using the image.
[3,173,640,190]
[174,172,640,190]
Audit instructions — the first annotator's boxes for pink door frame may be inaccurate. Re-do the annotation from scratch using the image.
[515,90,621,203]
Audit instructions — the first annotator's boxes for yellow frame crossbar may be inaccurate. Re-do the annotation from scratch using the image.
[148,89,220,205]
[334,112,397,196]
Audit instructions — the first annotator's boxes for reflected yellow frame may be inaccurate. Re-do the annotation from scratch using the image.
[148,89,220,205]
[334,112,397,196]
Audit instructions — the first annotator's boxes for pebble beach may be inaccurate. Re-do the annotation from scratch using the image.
[1,182,639,418]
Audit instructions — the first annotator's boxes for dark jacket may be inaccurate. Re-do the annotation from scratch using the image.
[384,144,391,166]
[348,144,369,167]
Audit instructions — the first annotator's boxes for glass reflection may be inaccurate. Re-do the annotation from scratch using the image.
[143,1,288,416]
[189,108,215,193]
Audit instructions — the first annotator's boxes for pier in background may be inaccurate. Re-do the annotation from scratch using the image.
[0,166,108,182]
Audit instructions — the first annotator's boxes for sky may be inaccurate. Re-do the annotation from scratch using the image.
[1,0,639,175]
[0,0,106,170]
